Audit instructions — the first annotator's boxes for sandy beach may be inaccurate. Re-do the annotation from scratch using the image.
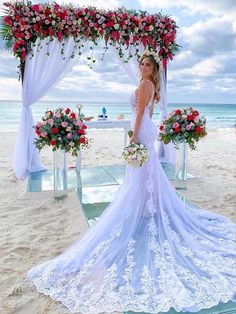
[0,128,236,314]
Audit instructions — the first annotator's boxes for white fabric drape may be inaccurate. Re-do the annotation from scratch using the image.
[13,37,81,179]
[156,70,176,165]
[113,45,175,164]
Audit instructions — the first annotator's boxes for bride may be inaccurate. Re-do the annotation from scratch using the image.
[28,51,236,314]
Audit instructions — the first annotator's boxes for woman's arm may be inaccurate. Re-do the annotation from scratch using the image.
[130,81,152,143]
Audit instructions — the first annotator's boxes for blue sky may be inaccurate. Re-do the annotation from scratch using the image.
[0,0,236,104]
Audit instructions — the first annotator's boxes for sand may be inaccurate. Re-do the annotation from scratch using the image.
[0,128,235,313]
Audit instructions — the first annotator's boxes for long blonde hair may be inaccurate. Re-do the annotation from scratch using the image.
[139,53,161,103]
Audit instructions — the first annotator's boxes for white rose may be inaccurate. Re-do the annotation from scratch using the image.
[114,23,119,30]
[149,25,154,31]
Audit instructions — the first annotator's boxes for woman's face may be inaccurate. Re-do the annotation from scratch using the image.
[139,57,154,79]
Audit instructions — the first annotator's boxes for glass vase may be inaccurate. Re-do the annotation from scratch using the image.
[175,141,187,190]
[53,149,68,200]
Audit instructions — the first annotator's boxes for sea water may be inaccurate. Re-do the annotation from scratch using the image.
[0,100,235,132]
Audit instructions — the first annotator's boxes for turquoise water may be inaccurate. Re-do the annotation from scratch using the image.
[0,100,235,132]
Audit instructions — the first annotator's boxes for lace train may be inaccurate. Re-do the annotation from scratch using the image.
[28,91,236,313]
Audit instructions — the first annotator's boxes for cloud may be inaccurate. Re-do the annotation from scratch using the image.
[137,0,236,17]
[181,16,236,57]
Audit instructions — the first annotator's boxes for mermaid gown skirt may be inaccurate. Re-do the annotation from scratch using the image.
[28,93,236,313]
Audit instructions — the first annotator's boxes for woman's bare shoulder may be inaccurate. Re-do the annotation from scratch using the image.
[138,80,153,95]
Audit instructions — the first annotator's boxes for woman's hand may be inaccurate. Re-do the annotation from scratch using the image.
[130,134,139,144]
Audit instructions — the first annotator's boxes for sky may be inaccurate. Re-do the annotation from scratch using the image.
[0,0,236,104]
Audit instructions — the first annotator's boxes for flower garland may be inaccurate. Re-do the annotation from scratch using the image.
[1,1,180,71]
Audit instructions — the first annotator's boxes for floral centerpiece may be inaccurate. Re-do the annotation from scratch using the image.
[122,131,149,167]
[34,107,90,157]
[158,107,207,150]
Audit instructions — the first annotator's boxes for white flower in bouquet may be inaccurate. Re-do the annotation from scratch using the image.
[122,140,149,167]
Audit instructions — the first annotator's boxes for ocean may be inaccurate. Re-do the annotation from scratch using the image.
[0,100,236,132]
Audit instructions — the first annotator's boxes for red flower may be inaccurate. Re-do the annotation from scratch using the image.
[77,129,85,135]
[32,4,40,12]
[52,127,59,134]
[65,108,71,114]
[187,115,194,121]
[79,137,86,144]
[141,36,147,47]
[82,124,87,129]
[4,16,12,26]
[36,129,41,136]
[175,109,181,115]
[195,126,201,134]
[194,110,199,116]
[50,139,56,146]
[70,113,76,119]
[57,30,63,42]
[175,127,181,133]
[159,125,164,131]
[22,51,27,60]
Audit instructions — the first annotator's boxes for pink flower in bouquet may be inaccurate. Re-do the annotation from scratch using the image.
[66,126,72,132]
[69,142,75,147]
[55,112,61,118]
[67,133,73,139]
[172,122,179,129]
[36,122,42,128]
[48,119,53,126]
[186,125,191,131]
[75,120,83,127]
[61,121,68,128]
[194,116,199,123]
[40,132,47,138]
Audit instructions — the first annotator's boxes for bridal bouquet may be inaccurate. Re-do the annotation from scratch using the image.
[34,107,90,157]
[158,107,207,150]
[122,131,149,167]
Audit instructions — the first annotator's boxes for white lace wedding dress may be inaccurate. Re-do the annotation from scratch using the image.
[28,85,236,314]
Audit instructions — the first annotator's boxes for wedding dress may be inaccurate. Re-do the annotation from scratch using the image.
[28,83,236,314]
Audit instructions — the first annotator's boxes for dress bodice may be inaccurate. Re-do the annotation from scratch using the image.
[130,82,157,149]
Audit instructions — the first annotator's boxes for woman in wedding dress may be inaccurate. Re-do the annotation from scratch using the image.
[28,51,236,314]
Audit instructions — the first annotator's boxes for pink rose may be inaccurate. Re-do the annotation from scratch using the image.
[186,125,191,131]
[62,121,68,127]
[69,142,75,146]
[194,116,199,123]
[66,126,72,132]
[48,119,53,126]
[55,112,61,118]
[67,133,73,139]
[75,120,83,127]
[172,122,179,129]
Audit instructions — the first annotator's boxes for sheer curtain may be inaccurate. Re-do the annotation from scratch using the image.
[13,37,82,179]
[112,45,175,164]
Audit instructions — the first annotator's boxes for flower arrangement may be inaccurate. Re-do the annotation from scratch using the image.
[1,1,180,68]
[158,107,207,150]
[122,131,149,167]
[34,107,90,157]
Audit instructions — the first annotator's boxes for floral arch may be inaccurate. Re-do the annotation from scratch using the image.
[1,1,180,179]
